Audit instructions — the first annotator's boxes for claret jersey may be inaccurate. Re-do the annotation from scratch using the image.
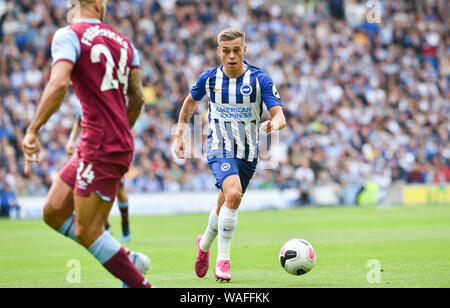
[51,19,140,166]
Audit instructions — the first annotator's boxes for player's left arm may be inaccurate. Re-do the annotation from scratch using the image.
[259,74,286,135]
[126,68,145,129]
[22,61,74,174]
[66,118,81,156]
[261,105,286,135]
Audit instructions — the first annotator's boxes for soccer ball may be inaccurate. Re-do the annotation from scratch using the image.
[279,238,316,275]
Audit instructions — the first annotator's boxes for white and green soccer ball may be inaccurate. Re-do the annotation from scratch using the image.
[279,239,316,275]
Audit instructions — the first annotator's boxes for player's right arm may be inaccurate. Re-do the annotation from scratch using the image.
[174,94,199,159]
[22,27,78,174]
[22,61,74,174]
[173,70,209,159]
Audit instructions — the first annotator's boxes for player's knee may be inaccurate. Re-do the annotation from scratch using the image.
[225,188,242,207]
[42,204,52,226]
[42,201,60,230]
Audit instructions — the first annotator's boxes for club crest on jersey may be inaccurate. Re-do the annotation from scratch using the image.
[240,84,253,96]
[221,163,231,172]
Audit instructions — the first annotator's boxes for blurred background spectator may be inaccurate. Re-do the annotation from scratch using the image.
[0,177,20,219]
[0,0,448,205]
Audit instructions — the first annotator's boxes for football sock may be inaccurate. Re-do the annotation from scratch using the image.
[199,208,219,252]
[58,214,78,243]
[88,231,150,288]
[217,206,238,261]
[118,201,129,236]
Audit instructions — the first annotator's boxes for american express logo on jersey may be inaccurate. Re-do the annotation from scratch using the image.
[216,107,252,119]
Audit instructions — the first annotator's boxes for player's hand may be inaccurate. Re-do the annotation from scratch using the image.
[21,132,41,175]
[173,136,186,159]
[260,120,275,135]
[66,141,75,157]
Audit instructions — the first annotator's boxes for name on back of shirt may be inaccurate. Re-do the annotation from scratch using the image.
[80,25,129,49]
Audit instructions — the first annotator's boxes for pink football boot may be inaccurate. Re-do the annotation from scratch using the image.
[195,235,210,278]
[215,260,231,282]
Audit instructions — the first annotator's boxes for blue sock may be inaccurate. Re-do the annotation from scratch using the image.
[88,231,122,265]
[58,215,78,243]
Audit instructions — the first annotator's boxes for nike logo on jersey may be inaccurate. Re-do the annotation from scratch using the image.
[213,88,222,92]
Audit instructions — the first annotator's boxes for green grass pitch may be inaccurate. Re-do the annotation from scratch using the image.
[0,204,449,288]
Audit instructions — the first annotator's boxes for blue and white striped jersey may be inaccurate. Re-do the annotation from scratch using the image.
[191,62,282,162]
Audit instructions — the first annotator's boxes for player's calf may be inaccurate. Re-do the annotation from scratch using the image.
[43,204,71,232]
[42,178,76,241]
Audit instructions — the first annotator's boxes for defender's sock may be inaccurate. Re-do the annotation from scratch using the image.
[118,201,129,236]
[88,231,150,288]
[58,215,78,243]
[217,206,238,261]
[199,208,219,252]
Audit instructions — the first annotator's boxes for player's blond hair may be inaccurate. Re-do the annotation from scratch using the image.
[217,28,246,46]
[67,0,95,8]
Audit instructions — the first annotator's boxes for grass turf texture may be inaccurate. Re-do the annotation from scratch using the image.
[0,204,449,288]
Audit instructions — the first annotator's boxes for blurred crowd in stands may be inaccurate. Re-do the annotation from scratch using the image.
[0,0,448,206]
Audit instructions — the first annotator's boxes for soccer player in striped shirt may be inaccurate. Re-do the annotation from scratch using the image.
[174,28,286,282]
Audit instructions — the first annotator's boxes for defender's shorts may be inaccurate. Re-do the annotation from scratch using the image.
[208,157,257,193]
[59,151,129,202]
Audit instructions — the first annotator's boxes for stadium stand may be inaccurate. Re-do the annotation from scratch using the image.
[0,0,448,206]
